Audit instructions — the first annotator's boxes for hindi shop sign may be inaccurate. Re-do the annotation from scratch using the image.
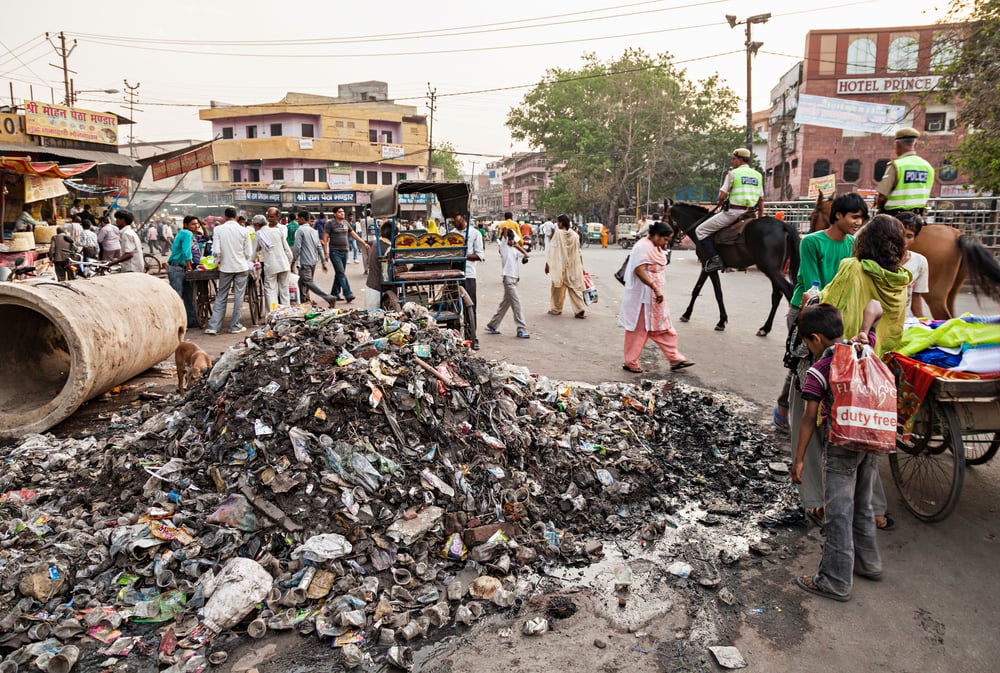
[794,94,905,135]
[836,75,941,96]
[293,190,356,204]
[24,101,119,146]
[234,189,281,203]
[381,144,405,160]
[151,145,215,181]
[24,175,69,202]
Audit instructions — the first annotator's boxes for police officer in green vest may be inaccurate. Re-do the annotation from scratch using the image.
[695,147,764,273]
[876,127,935,215]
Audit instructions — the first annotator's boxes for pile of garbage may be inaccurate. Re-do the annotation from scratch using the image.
[0,303,790,672]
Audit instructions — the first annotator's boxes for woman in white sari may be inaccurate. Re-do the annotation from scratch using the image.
[618,221,694,374]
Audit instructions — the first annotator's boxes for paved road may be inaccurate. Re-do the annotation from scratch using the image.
[185,243,999,673]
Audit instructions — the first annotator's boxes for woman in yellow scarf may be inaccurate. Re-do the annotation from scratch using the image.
[820,215,912,355]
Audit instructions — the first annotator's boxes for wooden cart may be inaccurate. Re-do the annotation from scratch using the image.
[185,266,264,328]
[889,376,1000,522]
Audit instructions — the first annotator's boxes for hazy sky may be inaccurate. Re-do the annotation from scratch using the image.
[3,0,950,172]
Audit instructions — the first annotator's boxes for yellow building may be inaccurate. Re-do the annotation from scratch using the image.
[199,83,428,212]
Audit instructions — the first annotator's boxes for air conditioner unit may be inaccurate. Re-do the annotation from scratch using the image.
[948,118,957,131]
[926,119,945,132]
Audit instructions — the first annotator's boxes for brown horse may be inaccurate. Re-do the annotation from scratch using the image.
[809,193,1000,318]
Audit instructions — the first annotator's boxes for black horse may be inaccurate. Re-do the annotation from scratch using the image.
[664,201,800,336]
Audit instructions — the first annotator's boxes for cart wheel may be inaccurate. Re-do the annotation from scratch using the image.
[145,256,162,276]
[889,400,965,523]
[194,280,216,329]
[248,275,264,324]
[964,431,1000,466]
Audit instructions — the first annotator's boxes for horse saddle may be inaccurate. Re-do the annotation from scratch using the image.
[713,217,749,247]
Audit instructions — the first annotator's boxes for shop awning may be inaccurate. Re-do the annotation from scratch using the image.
[0,157,96,178]
[32,147,140,168]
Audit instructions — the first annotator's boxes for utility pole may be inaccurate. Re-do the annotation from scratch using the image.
[425,83,436,219]
[123,80,141,158]
[726,13,769,153]
[45,31,77,106]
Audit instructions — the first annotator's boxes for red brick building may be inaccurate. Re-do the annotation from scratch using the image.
[766,23,965,201]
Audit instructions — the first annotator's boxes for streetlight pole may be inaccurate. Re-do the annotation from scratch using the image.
[726,13,770,153]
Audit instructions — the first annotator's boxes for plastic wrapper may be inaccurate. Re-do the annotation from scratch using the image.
[199,558,273,633]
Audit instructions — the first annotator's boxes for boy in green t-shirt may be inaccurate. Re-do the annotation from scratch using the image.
[778,193,867,524]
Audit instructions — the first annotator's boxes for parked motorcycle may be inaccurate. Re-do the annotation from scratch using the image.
[0,256,36,282]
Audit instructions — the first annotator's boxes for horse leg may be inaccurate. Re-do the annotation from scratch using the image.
[709,272,728,331]
[947,266,967,318]
[681,271,709,322]
[758,284,785,337]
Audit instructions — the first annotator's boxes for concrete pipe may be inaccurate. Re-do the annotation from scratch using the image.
[0,274,185,439]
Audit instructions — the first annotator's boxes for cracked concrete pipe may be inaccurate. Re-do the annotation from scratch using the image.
[0,275,186,439]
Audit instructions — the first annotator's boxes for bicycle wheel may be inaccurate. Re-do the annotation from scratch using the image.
[964,431,1000,466]
[889,399,965,523]
[145,256,162,276]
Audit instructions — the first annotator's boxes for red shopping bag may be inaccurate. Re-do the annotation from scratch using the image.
[827,343,898,453]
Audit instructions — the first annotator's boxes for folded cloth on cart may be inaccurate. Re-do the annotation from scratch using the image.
[896,315,1000,358]
[909,343,1000,373]
[884,352,1000,434]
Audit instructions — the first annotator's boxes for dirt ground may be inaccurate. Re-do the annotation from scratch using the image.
[50,244,1000,673]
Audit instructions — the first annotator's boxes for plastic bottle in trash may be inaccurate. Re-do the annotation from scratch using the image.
[803,280,820,303]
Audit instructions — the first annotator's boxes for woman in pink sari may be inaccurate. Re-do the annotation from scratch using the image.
[618,222,695,374]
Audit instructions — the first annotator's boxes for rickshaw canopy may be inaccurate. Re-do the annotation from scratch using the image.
[370,180,471,220]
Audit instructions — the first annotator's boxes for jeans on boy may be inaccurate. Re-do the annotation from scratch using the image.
[813,444,883,598]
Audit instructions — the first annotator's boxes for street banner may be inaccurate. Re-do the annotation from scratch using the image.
[24,101,118,145]
[808,174,836,199]
[152,145,215,181]
[24,175,69,202]
[794,94,905,135]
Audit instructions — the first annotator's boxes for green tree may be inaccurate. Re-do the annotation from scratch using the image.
[430,141,463,181]
[938,0,1000,192]
[507,49,741,223]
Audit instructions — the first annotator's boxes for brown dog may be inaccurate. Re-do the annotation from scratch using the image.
[175,341,213,397]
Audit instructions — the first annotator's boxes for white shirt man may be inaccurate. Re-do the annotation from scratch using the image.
[453,215,484,349]
[254,215,293,310]
[541,219,555,249]
[206,208,253,334]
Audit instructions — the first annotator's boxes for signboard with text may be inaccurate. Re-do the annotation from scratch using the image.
[234,189,281,203]
[795,94,905,135]
[381,144,405,160]
[151,145,215,181]
[807,174,837,199]
[293,190,356,204]
[836,75,940,96]
[24,175,69,202]
[24,101,118,145]
[0,113,28,144]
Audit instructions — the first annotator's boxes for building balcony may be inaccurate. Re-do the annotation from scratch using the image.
[210,136,426,165]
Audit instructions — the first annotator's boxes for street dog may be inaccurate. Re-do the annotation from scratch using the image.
[175,341,212,397]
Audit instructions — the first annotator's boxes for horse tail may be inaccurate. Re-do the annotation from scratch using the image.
[784,221,801,284]
[958,234,1000,303]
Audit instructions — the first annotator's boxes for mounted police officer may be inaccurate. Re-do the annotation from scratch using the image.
[876,127,935,215]
[695,147,764,273]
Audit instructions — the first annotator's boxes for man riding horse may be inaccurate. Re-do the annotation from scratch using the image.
[695,147,764,273]
[875,126,934,216]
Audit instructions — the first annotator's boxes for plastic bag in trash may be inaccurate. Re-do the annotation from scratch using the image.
[206,494,257,532]
[291,534,354,563]
[199,558,273,633]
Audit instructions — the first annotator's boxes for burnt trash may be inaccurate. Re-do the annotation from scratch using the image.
[0,302,793,670]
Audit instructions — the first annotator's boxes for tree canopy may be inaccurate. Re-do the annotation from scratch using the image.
[507,49,742,222]
[430,141,463,181]
[939,0,1000,192]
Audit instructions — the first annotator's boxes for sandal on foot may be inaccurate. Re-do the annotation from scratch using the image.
[796,576,850,602]
[670,360,695,371]
[876,514,895,531]
[773,405,790,431]
[806,508,825,527]
[547,310,562,315]
[854,569,883,582]
[574,311,586,319]
[622,364,644,373]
